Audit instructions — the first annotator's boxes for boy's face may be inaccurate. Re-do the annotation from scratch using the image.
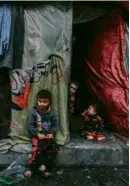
[37,98,50,111]
[87,105,96,116]
[70,83,78,94]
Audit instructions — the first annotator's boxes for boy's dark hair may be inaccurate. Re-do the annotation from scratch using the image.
[71,81,79,87]
[37,89,52,103]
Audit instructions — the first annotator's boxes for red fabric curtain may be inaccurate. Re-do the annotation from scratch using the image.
[84,9,129,138]
[118,1,129,10]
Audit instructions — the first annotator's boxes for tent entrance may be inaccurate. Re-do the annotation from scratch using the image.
[69,17,110,137]
[69,2,129,140]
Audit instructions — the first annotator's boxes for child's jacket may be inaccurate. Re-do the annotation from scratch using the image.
[28,108,59,137]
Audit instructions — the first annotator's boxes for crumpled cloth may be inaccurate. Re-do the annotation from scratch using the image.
[84,9,129,138]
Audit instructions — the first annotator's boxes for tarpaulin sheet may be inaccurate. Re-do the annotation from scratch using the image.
[22,3,72,75]
[9,3,72,145]
[73,2,109,24]
[84,9,129,138]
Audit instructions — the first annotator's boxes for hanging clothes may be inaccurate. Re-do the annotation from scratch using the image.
[0,4,12,61]
[0,5,24,69]
[0,5,25,139]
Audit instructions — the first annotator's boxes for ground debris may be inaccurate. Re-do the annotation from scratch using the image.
[56,169,64,175]
[120,177,129,186]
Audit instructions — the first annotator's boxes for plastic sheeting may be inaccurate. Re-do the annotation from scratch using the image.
[73,2,110,24]
[0,156,25,184]
[9,3,72,145]
[84,9,129,138]
[22,3,72,74]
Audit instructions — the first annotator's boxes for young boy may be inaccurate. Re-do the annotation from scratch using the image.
[81,104,105,141]
[70,82,78,114]
[24,89,59,177]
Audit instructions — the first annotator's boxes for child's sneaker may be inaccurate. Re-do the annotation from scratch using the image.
[39,164,46,172]
[97,134,105,141]
[87,132,96,140]
[87,135,94,140]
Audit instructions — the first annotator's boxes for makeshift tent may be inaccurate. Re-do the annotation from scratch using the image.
[0,2,129,149]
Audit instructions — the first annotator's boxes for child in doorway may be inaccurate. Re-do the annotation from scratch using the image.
[24,89,59,178]
[70,82,79,114]
[81,104,105,141]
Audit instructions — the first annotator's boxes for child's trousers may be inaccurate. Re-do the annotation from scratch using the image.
[27,137,59,172]
[81,123,104,137]
[86,123,104,134]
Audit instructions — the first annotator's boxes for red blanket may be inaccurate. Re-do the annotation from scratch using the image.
[84,9,129,138]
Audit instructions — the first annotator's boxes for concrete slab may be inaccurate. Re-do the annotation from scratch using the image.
[0,133,128,167]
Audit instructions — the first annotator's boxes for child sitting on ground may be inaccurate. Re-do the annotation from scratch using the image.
[81,104,105,141]
[24,89,59,178]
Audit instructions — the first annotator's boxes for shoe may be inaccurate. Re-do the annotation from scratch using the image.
[39,164,46,172]
[87,135,94,140]
[87,131,96,140]
[87,132,95,140]
[97,134,105,141]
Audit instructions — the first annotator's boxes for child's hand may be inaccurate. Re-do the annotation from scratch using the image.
[81,110,87,116]
[46,134,54,139]
[38,133,46,140]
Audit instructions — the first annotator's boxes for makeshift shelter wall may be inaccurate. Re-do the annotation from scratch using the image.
[9,3,72,145]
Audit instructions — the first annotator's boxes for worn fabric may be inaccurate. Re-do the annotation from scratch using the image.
[0,138,16,154]
[84,9,129,138]
[28,108,59,137]
[10,53,69,145]
[0,4,12,60]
